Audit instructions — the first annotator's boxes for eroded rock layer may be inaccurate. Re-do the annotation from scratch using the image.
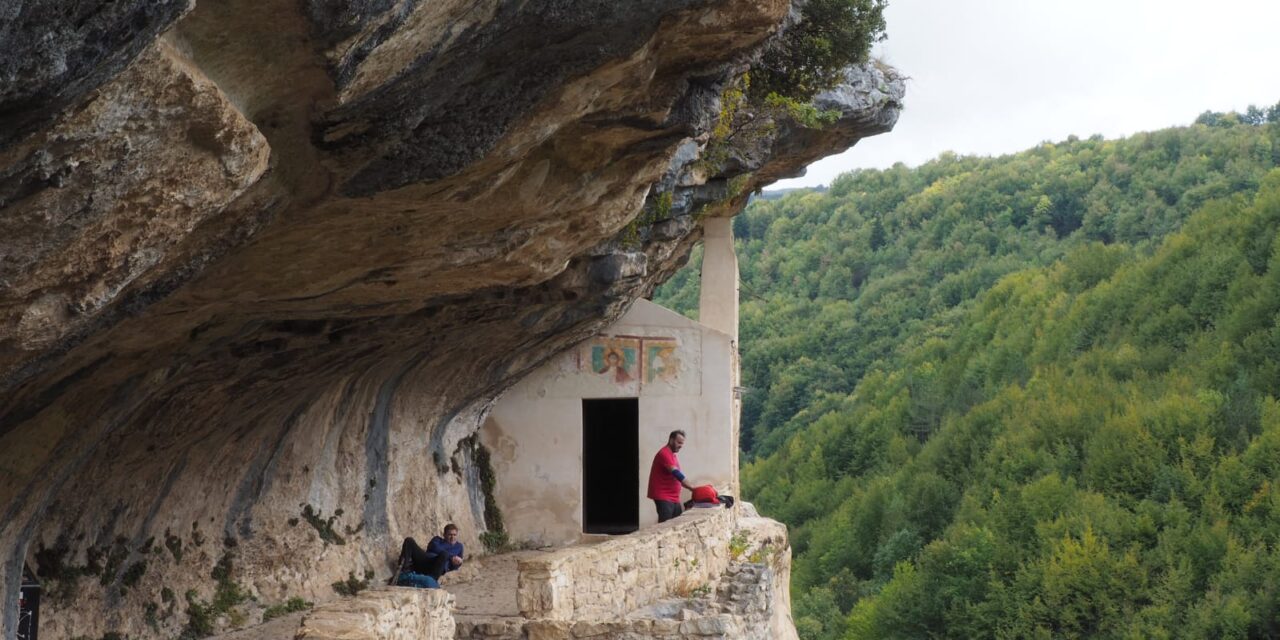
[0,1,902,637]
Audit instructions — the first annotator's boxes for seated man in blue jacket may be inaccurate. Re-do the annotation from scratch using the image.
[394,524,465,586]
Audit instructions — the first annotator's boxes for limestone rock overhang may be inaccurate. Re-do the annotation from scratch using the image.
[0,0,902,636]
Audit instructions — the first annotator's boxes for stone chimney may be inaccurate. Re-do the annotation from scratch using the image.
[697,217,739,342]
[698,215,741,492]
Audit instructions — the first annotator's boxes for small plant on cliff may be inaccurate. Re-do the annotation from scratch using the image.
[181,552,251,639]
[33,543,88,602]
[697,74,760,175]
[480,530,510,553]
[728,531,750,560]
[98,537,129,586]
[209,553,250,611]
[727,174,754,200]
[144,601,161,631]
[460,433,509,550]
[161,586,178,618]
[763,93,841,129]
[654,190,674,218]
[343,520,366,537]
[673,576,711,599]
[331,568,374,597]
[182,590,216,639]
[262,597,313,621]
[748,542,774,564]
[165,529,183,562]
[121,560,147,590]
[698,73,839,180]
[84,546,105,576]
[301,504,346,545]
[622,189,679,247]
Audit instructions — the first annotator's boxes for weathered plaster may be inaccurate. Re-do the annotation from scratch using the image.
[484,300,735,545]
[697,219,739,344]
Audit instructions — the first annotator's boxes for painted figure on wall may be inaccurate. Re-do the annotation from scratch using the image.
[645,341,680,383]
[581,335,683,387]
[591,343,637,383]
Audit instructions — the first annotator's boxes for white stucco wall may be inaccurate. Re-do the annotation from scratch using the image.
[699,217,739,343]
[483,299,735,546]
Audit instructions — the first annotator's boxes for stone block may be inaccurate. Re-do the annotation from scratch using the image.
[678,615,728,636]
[570,620,627,637]
[526,620,573,640]
[650,618,681,634]
[297,588,454,640]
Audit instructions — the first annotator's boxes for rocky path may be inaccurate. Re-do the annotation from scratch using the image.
[447,550,542,619]
[213,611,309,640]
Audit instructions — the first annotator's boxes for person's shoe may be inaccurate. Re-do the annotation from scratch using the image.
[388,553,411,586]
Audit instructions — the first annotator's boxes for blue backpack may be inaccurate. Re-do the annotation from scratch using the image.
[396,571,439,589]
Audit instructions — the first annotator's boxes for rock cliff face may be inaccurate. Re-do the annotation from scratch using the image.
[0,1,902,637]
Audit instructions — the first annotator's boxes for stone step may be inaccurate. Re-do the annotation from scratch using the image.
[455,615,740,640]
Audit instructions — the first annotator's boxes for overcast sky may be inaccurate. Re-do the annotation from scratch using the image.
[772,0,1280,189]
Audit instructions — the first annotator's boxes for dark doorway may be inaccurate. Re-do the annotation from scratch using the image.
[582,398,639,534]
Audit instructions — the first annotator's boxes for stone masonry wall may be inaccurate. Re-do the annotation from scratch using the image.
[249,510,793,640]
[516,508,736,620]
[455,512,796,640]
[296,587,455,640]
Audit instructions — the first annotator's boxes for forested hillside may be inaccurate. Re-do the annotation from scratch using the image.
[656,110,1280,638]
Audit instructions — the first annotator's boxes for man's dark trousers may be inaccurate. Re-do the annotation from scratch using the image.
[400,537,451,580]
[655,500,683,523]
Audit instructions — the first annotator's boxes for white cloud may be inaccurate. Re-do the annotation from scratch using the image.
[771,0,1280,188]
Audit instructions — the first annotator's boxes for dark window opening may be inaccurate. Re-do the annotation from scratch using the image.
[582,398,639,534]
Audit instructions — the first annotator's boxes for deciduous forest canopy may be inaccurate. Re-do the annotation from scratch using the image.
[656,107,1280,639]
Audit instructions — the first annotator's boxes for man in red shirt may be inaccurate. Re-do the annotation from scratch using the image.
[647,430,696,523]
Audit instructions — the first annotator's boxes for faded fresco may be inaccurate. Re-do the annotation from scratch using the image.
[578,334,681,388]
[589,338,639,383]
[644,340,680,384]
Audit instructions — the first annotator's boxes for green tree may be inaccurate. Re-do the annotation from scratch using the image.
[655,117,1280,639]
[751,0,888,101]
